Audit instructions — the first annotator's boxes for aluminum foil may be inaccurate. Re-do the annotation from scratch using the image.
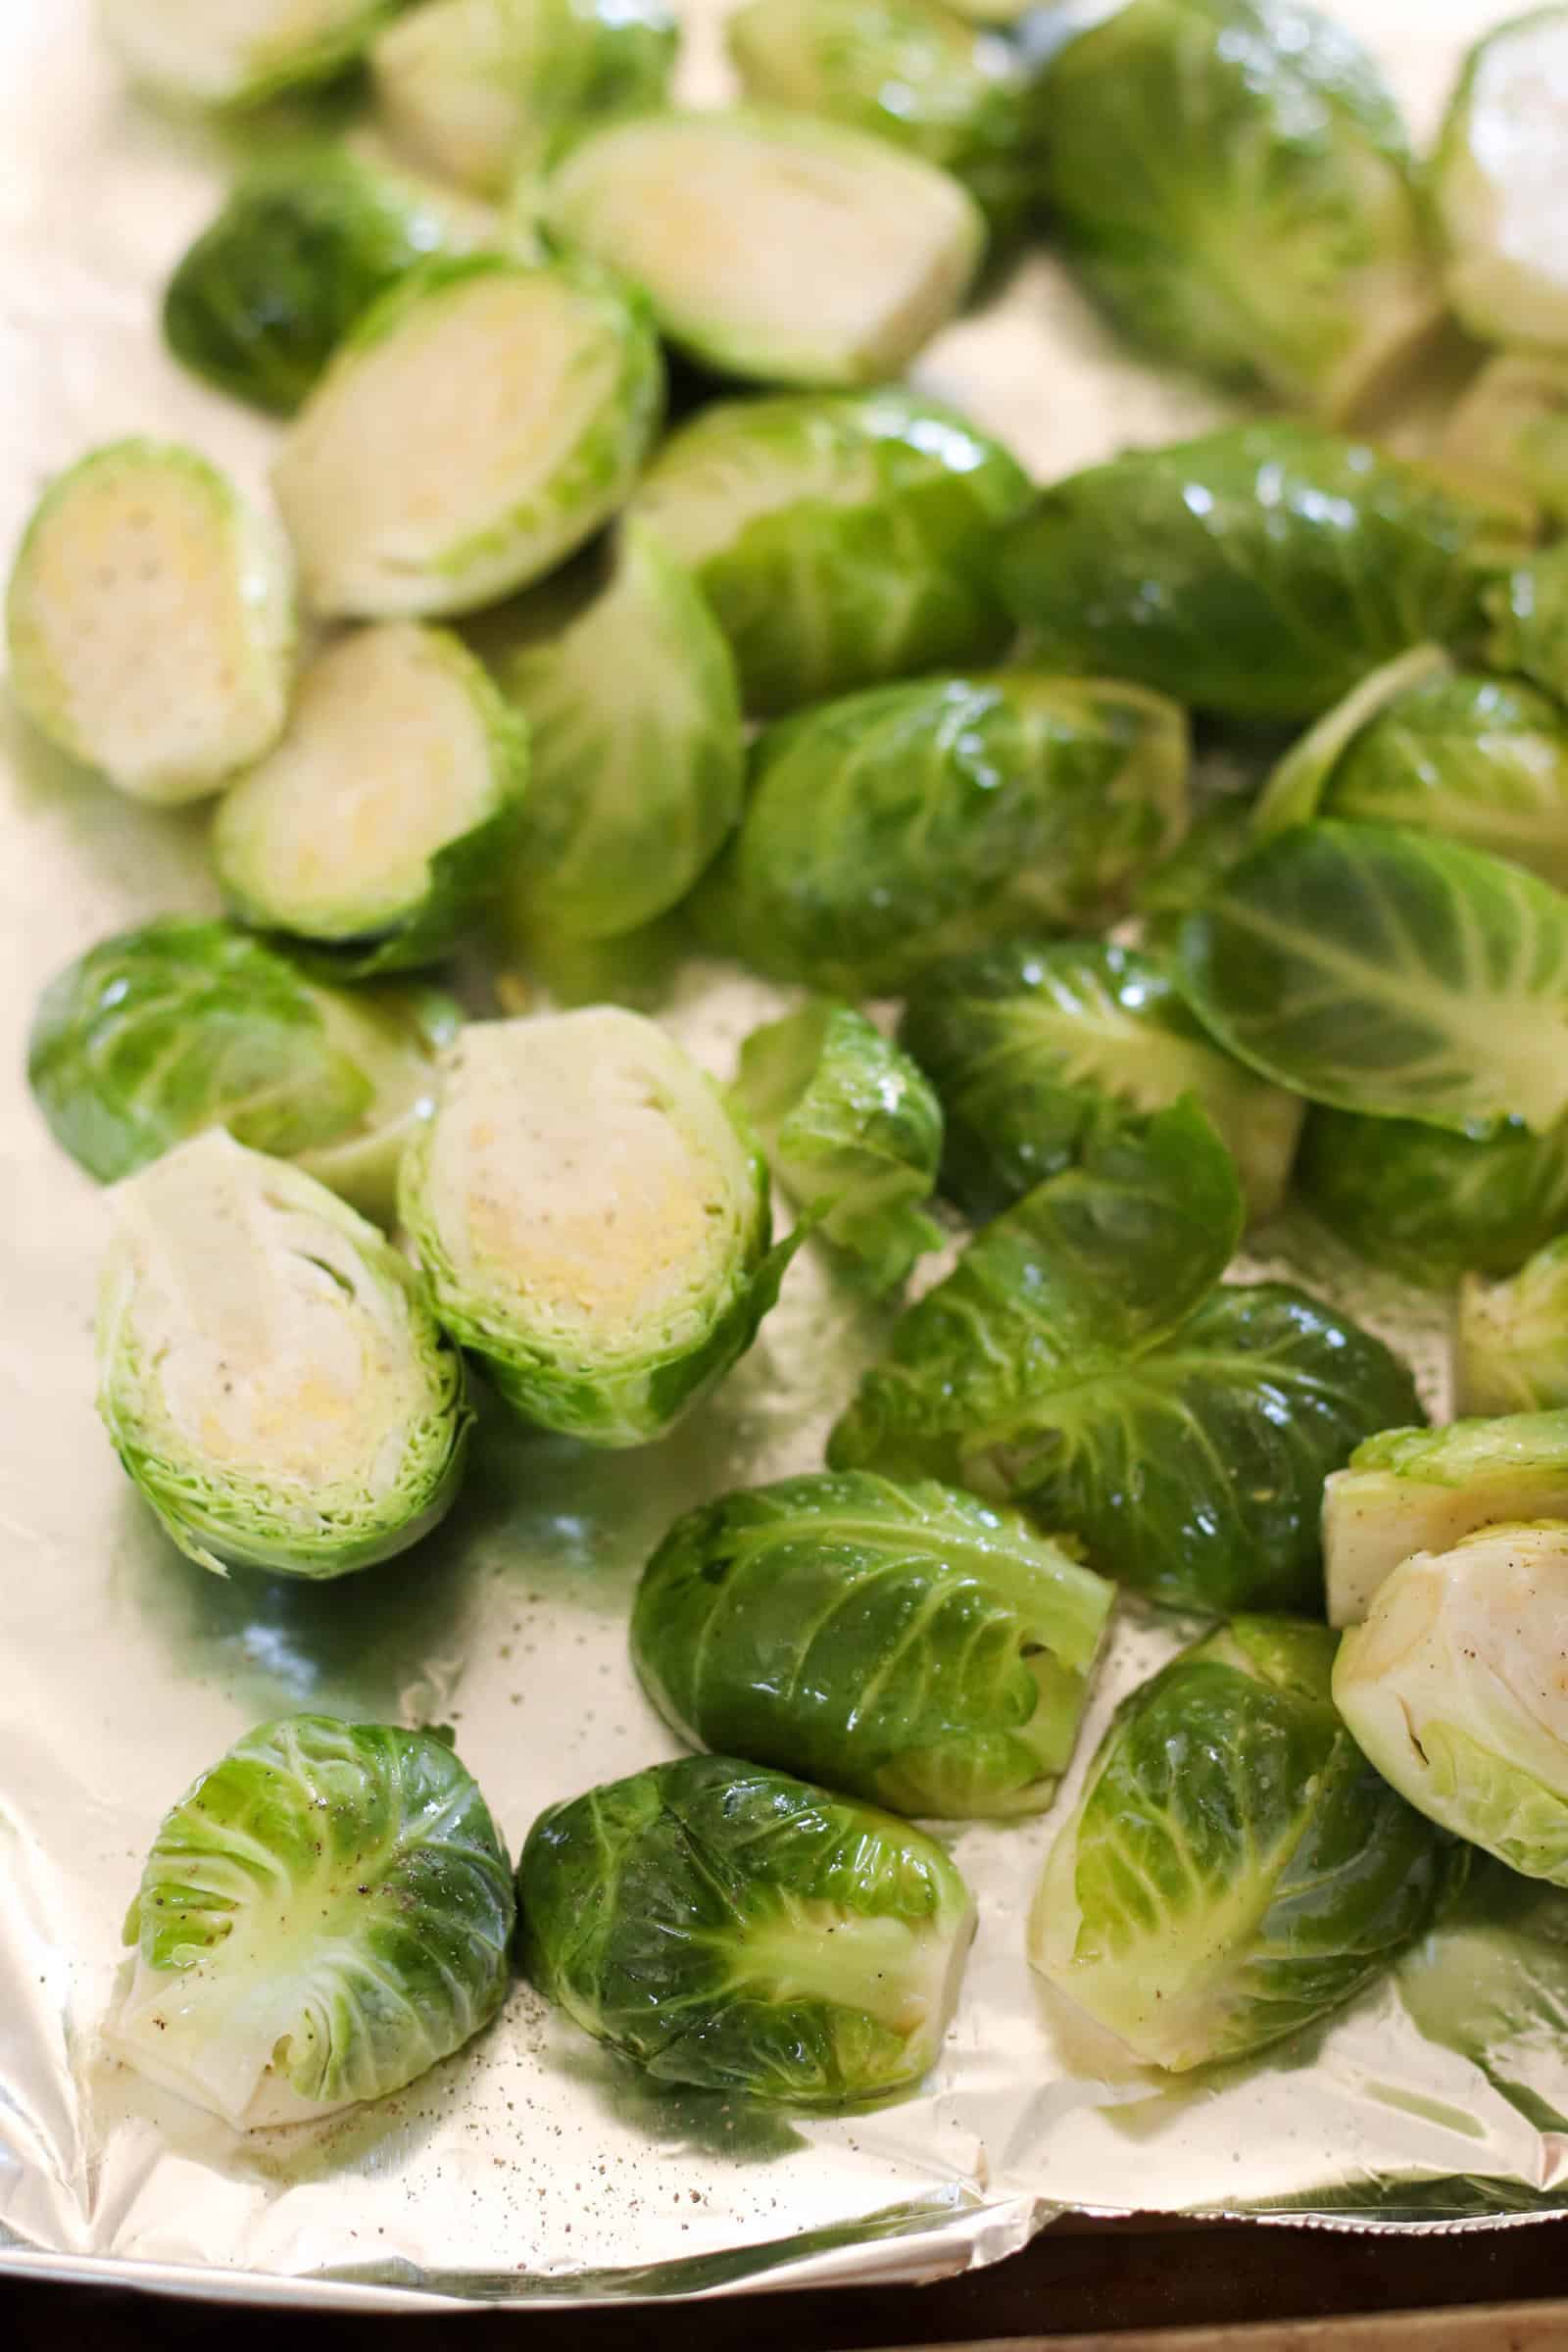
[4,0,1567,2314]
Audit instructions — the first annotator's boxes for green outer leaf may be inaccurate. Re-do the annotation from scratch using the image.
[693,672,1188,996]
[1488,540,1568,699]
[1031,1619,1457,2071]
[1347,1409,1568,1485]
[1179,821,1568,1133]
[1458,1243,1568,1414]
[516,1752,975,2106]
[736,1000,943,1295]
[630,1471,1113,1818]
[1430,8,1568,349]
[112,1714,514,2127]
[1251,646,1453,840]
[998,422,1506,722]
[1297,1102,1568,1289]
[630,386,1032,717]
[898,938,1300,1227]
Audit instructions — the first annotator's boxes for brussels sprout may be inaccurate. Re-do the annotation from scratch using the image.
[495,522,743,944]
[1031,1618,1458,2072]
[543,109,984,389]
[1335,1522,1568,1885]
[98,1132,469,1578]
[163,149,497,417]
[370,0,676,198]
[1458,1244,1568,1416]
[98,0,402,107]
[107,1714,513,2128]
[1431,9,1568,352]
[1130,800,1256,953]
[1323,1412,1568,1627]
[1180,822,1568,1135]
[6,440,294,806]
[632,1472,1113,1819]
[516,1754,975,2105]
[1031,0,1439,421]
[400,1009,786,1445]
[1489,541,1568,701]
[693,674,1188,996]
[27,918,458,1223]
[735,1000,942,1294]
[213,622,528,973]
[899,939,1301,1227]
[998,424,1509,723]
[1250,647,1453,841]
[272,254,662,618]
[1441,353,1568,531]
[630,387,1031,716]
[1297,1106,1568,1293]
[726,0,1036,225]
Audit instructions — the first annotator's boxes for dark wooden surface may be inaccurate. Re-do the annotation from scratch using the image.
[6,2215,1568,2346]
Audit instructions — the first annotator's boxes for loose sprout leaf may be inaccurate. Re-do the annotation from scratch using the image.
[693,673,1189,996]
[736,1000,943,1295]
[1432,8,1568,351]
[899,939,1301,1227]
[1251,647,1453,841]
[272,254,662,619]
[1031,1619,1458,2072]
[1442,352,1568,532]
[98,1133,469,1578]
[1032,0,1440,420]
[543,108,985,389]
[214,622,529,972]
[399,1010,782,1446]
[1179,821,1568,1134]
[1458,1244,1568,1416]
[5,439,295,805]
[630,386,1031,715]
[998,423,1509,723]
[1298,1104,1568,1291]
[516,1753,975,2106]
[108,1714,514,2128]
[1335,1523,1568,1885]
[631,1471,1113,1819]
[99,0,403,107]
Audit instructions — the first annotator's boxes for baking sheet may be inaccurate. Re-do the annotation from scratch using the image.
[4,0,1568,2314]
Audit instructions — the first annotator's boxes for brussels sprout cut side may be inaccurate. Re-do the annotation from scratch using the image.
[1031,1620,1458,2073]
[1442,353,1568,531]
[98,0,402,108]
[272,255,662,618]
[1432,8,1568,352]
[108,1715,514,2128]
[544,110,984,389]
[1459,1243,1568,1415]
[632,1473,1113,1818]
[1323,1413,1568,1627]
[6,440,294,806]
[1335,1524,1568,1886]
[517,1755,975,2105]
[400,1010,783,1446]
[1298,1105,1568,1292]
[98,1132,469,1578]
[631,387,1031,715]
[215,623,528,973]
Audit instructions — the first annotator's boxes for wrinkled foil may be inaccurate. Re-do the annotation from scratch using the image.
[3,0,1565,2315]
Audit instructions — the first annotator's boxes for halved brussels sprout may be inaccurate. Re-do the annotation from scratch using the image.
[1432,9,1568,351]
[214,622,529,973]
[1031,0,1440,421]
[998,424,1509,722]
[1032,1618,1458,2072]
[1458,1244,1568,1416]
[1442,353,1568,531]
[27,918,458,1223]
[899,939,1301,1227]
[272,254,662,618]
[107,1714,513,2128]
[727,0,1036,225]
[98,0,401,107]
[1180,822,1568,1136]
[1335,1522,1568,1884]
[632,1472,1113,1819]
[164,149,497,417]
[630,387,1031,715]
[371,0,676,197]
[98,1132,469,1577]
[399,1009,786,1445]
[693,673,1188,996]
[1298,1105,1568,1292]
[495,521,743,944]
[544,108,984,388]
[735,1000,943,1295]
[517,1754,975,2105]
[1323,1412,1568,1627]
[6,440,294,805]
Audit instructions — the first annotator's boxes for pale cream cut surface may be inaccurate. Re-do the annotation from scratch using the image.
[370,0,553,196]
[1445,15,1568,346]
[97,0,381,102]
[1324,1463,1568,1625]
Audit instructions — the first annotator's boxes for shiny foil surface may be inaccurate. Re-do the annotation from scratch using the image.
[3,0,1566,2314]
